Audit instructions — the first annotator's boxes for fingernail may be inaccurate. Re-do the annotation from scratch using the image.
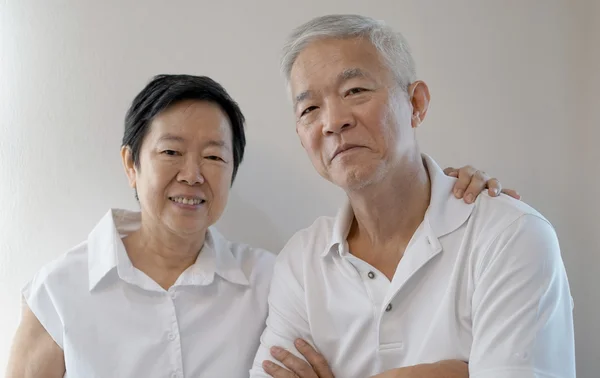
[465,193,474,203]
[263,360,275,369]
[494,188,500,196]
[455,189,464,198]
[295,339,306,347]
[271,346,283,356]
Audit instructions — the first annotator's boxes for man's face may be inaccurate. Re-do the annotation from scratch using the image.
[122,100,234,237]
[289,37,420,191]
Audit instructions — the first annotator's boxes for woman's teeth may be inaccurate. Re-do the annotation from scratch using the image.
[169,197,204,205]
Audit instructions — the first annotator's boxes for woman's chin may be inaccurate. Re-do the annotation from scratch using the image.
[166,218,210,237]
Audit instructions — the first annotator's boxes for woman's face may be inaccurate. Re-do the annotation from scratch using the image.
[122,100,234,238]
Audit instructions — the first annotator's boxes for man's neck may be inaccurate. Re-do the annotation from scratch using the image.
[346,154,431,279]
[124,220,206,290]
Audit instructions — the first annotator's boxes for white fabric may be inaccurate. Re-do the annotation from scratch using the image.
[23,209,275,378]
[250,154,575,378]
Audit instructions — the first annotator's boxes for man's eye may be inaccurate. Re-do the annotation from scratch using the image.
[346,88,366,95]
[301,106,318,117]
[206,155,224,162]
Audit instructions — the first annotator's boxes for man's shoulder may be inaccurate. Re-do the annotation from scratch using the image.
[266,215,337,292]
[223,235,277,285]
[278,215,337,260]
[467,193,561,268]
[471,192,553,235]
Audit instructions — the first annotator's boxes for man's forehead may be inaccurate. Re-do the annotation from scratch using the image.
[295,37,380,65]
[291,40,381,78]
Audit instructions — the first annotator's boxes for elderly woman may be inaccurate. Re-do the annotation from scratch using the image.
[6,74,515,378]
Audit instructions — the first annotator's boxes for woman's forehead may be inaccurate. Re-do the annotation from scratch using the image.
[147,101,232,141]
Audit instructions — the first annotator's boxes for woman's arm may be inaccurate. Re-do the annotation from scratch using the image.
[5,298,65,378]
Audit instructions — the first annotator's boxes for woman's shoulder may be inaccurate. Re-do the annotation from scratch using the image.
[26,240,91,290]
[21,239,92,349]
[209,227,276,285]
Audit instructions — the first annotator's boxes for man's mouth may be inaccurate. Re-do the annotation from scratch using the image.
[332,144,363,161]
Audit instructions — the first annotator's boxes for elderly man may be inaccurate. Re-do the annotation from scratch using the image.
[250,14,575,378]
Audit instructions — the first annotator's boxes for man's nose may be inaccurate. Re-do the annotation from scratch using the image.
[322,101,356,135]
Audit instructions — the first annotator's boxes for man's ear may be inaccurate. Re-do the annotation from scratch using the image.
[408,80,430,128]
[120,145,137,189]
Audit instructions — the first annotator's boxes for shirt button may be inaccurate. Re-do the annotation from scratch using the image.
[385,303,393,312]
[367,271,375,279]
[170,291,177,299]
[168,333,176,341]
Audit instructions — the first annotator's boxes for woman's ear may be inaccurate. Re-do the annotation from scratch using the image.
[120,146,137,189]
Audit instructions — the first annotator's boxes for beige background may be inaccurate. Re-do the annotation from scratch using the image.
[1,0,598,376]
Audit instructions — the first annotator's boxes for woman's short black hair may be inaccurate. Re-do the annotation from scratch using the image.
[122,74,246,183]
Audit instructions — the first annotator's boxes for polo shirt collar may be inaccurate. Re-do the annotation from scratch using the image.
[322,154,475,257]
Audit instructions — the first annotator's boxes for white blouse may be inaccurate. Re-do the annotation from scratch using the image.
[23,209,275,378]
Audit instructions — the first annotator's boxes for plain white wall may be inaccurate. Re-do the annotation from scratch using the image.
[577,0,600,374]
[0,0,597,376]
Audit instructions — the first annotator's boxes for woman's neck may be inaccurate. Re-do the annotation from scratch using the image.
[123,221,206,290]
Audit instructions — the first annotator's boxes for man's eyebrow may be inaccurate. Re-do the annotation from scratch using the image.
[293,68,371,110]
[338,67,370,83]
[294,90,312,109]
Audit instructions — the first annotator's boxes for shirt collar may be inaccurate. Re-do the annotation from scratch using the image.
[88,209,249,291]
[321,201,354,257]
[88,209,137,291]
[422,153,475,238]
[321,153,475,257]
[201,227,250,286]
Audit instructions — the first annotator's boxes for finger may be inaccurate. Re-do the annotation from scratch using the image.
[263,360,297,378]
[501,188,521,200]
[443,167,456,176]
[271,346,317,378]
[463,170,488,204]
[295,339,335,378]
[453,165,477,199]
[486,178,502,197]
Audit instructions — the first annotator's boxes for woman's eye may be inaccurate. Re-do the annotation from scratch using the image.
[163,150,180,156]
[301,106,318,117]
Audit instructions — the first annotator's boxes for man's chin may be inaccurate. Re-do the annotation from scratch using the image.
[331,170,376,192]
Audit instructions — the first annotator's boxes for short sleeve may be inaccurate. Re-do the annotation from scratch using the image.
[22,272,64,349]
[249,234,314,377]
[470,214,575,378]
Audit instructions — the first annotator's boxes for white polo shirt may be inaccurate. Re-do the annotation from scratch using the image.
[250,154,575,378]
[23,209,275,378]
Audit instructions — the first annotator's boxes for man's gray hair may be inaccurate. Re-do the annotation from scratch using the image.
[281,14,417,92]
